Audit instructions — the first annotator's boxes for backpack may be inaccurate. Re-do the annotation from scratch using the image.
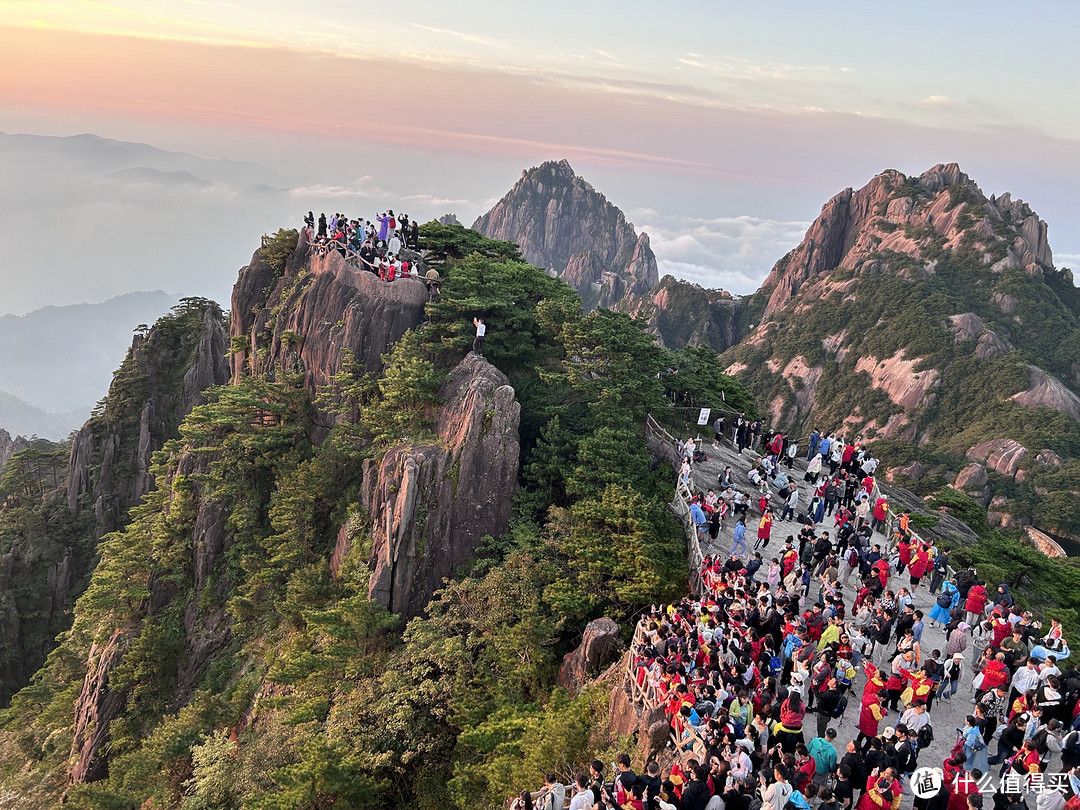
[918,724,934,748]
[832,693,849,719]
[936,592,952,608]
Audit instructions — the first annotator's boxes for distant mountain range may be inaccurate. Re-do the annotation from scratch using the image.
[0,290,179,438]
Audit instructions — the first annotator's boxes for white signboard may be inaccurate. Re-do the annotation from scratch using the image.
[697,408,711,426]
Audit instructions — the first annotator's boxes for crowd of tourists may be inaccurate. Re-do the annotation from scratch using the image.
[517,423,1080,810]
[302,209,421,281]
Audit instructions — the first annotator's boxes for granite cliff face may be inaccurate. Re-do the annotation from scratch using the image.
[0,429,29,474]
[473,160,658,310]
[755,164,1055,321]
[624,275,742,352]
[230,231,428,430]
[68,445,236,786]
[67,300,229,542]
[330,352,520,620]
[723,163,1080,538]
[0,302,228,709]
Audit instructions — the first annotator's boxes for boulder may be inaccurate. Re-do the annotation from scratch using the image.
[966,439,1028,479]
[1036,449,1064,468]
[991,291,1019,315]
[885,461,928,483]
[557,617,621,694]
[948,312,985,342]
[976,331,1012,360]
[1012,365,1080,423]
[951,463,991,506]
[953,463,988,490]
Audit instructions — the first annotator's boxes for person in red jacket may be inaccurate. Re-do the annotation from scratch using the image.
[965,582,989,625]
[871,495,888,532]
[977,652,1010,698]
[873,558,891,590]
[946,758,980,810]
[908,543,931,588]
[856,690,887,752]
[863,662,886,700]
[756,509,774,550]
[990,612,1013,648]
[896,536,913,575]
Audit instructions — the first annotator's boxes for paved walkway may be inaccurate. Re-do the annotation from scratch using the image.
[681,435,998,808]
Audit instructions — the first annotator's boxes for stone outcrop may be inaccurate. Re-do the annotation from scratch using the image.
[879,483,980,546]
[951,463,990,505]
[622,275,742,353]
[966,439,1028,479]
[69,629,129,784]
[69,448,234,785]
[885,461,928,483]
[1011,365,1080,422]
[230,234,428,431]
[1026,527,1067,558]
[0,428,29,475]
[342,353,520,620]
[854,351,939,411]
[67,302,229,541]
[557,617,621,694]
[473,160,658,310]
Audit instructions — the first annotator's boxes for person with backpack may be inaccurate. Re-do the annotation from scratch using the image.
[808,728,839,785]
[816,679,844,738]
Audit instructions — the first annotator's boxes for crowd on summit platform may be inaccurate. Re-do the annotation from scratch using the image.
[517,421,1079,810]
[302,209,421,282]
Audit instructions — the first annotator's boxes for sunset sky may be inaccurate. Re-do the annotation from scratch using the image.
[1,1,1078,314]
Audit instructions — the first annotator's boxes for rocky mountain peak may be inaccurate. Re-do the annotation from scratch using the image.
[473,160,658,309]
[756,163,1056,320]
[917,162,973,192]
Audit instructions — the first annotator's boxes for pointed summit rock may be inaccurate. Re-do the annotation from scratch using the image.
[473,160,658,309]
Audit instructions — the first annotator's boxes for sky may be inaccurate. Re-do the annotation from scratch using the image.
[0,0,1078,315]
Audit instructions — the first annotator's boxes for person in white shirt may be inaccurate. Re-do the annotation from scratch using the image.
[899,701,931,734]
[568,774,593,810]
[1012,659,1042,696]
[472,317,486,355]
[730,746,753,781]
[536,774,565,810]
[1040,656,1062,683]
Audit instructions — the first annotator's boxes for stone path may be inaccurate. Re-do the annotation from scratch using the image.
[679,433,999,809]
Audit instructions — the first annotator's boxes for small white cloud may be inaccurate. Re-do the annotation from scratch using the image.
[925,94,950,105]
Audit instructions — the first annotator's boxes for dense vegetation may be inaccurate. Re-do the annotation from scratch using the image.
[0,299,225,708]
[0,227,754,809]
